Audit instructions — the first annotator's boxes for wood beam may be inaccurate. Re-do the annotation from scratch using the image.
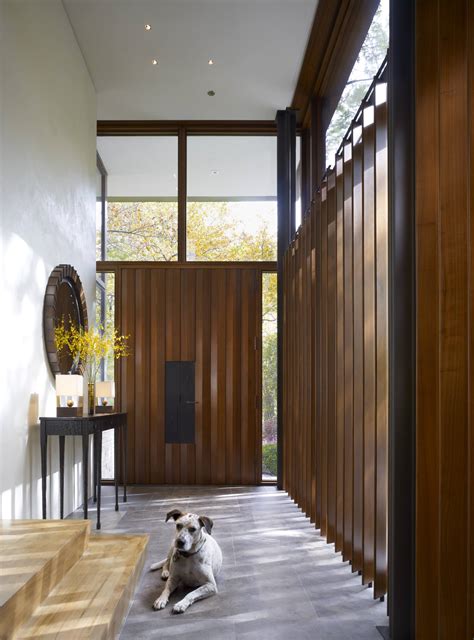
[97,120,279,136]
[291,0,379,129]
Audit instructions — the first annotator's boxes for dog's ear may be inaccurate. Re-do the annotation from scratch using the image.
[165,509,183,523]
[198,516,213,534]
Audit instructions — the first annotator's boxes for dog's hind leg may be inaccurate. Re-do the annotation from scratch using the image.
[150,558,167,572]
[150,549,172,579]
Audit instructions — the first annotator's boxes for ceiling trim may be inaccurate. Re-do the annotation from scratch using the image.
[291,0,379,128]
[97,120,280,136]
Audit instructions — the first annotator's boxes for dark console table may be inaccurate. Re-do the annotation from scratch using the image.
[39,412,127,529]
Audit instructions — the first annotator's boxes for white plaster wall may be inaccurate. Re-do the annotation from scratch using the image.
[0,0,96,519]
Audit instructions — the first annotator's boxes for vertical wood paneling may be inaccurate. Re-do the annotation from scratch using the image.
[320,181,328,537]
[415,0,474,637]
[165,269,181,485]
[195,269,212,485]
[326,171,337,544]
[283,61,389,600]
[134,269,149,484]
[310,208,317,525]
[362,105,376,586]
[438,1,469,635]
[315,192,322,527]
[352,132,364,574]
[343,141,354,563]
[180,269,196,485]
[335,155,345,553]
[149,269,166,484]
[117,265,261,486]
[416,0,440,634]
[374,92,388,599]
[122,269,136,484]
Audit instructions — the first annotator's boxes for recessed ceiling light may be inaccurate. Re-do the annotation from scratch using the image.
[207,90,215,96]
[210,169,219,176]
[208,59,214,65]
[145,24,151,31]
[152,59,158,65]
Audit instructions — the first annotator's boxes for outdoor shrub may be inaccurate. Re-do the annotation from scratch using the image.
[262,443,277,476]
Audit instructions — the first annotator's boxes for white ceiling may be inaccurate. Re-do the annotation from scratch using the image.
[97,136,278,198]
[63,0,318,120]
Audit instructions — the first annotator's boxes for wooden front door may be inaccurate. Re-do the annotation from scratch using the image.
[117,265,262,484]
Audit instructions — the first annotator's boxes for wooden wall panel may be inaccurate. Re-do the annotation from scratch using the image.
[283,64,388,600]
[374,91,388,600]
[117,265,263,485]
[326,172,337,545]
[352,134,364,574]
[335,156,345,553]
[415,0,474,637]
[362,107,376,586]
[343,141,354,564]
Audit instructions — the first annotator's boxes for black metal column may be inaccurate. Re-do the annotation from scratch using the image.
[276,108,297,490]
[388,0,416,637]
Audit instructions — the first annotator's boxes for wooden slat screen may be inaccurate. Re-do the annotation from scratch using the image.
[283,66,388,598]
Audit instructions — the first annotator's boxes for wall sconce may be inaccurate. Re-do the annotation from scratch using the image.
[56,374,83,416]
[95,380,115,413]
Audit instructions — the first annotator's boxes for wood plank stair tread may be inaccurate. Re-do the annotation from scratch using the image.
[0,520,90,638]
[13,533,148,640]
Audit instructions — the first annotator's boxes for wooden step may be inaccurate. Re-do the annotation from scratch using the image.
[0,520,90,639]
[13,533,148,640]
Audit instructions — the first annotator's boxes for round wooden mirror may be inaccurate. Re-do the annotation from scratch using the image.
[43,264,88,376]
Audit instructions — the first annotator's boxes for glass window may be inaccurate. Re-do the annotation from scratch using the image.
[96,163,105,261]
[262,272,277,480]
[97,136,178,261]
[95,272,116,479]
[187,136,277,261]
[325,0,389,168]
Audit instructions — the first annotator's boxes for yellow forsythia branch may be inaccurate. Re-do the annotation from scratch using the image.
[54,318,130,382]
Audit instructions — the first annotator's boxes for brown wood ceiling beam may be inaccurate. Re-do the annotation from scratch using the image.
[97,120,280,136]
[291,0,379,128]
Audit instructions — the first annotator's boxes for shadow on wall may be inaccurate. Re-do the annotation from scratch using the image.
[0,232,91,520]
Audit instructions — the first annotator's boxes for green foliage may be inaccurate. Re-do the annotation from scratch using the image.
[262,332,277,422]
[262,443,277,477]
[101,200,277,263]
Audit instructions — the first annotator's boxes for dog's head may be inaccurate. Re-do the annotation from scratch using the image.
[165,509,213,553]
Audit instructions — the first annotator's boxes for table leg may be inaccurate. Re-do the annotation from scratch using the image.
[59,435,65,519]
[82,429,89,520]
[40,423,48,519]
[123,420,128,503]
[93,432,97,503]
[96,429,102,530]
[114,426,119,512]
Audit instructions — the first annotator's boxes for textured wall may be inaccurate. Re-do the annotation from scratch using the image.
[0,1,96,518]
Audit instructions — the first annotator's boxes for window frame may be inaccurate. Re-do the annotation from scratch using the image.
[96,121,296,267]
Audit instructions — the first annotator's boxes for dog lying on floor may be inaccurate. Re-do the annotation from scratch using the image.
[151,509,222,614]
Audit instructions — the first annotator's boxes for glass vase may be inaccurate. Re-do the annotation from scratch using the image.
[87,382,95,416]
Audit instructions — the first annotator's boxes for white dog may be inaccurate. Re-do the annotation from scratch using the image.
[151,509,222,614]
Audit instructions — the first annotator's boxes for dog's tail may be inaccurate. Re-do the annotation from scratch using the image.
[150,558,167,572]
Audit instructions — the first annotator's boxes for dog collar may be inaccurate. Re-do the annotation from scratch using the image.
[174,537,207,560]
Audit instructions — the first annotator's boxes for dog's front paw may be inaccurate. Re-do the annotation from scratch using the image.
[161,569,169,580]
[172,600,188,614]
[153,597,168,611]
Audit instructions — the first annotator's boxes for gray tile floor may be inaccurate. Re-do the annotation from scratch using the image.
[73,485,388,639]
